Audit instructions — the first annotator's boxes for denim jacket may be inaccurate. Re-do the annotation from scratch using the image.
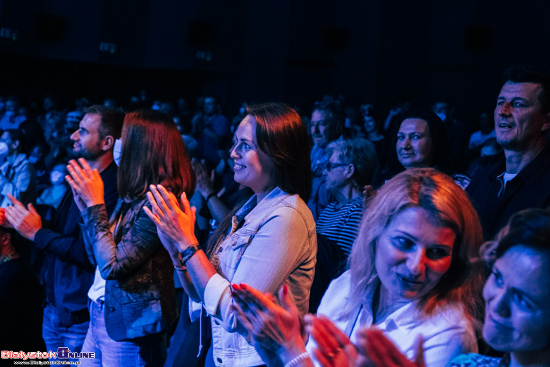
[195,187,317,366]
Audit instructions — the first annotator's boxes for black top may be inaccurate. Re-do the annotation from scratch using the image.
[33,161,119,327]
[467,146,550,240]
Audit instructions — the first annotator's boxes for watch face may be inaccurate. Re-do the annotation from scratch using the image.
[180,245,199,266]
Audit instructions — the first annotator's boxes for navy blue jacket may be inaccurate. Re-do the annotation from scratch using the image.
[33,161,118,326]
[467,146,550,241]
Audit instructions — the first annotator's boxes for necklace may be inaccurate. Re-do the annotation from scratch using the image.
[0,251,19,264]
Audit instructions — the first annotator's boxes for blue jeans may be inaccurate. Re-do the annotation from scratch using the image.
[80,300,166,367]
[42,303,89,363]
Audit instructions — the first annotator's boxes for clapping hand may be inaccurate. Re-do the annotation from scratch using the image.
[356,327,424,367]
[4,194,41,240]
[144,184,198,254]
[65,159,105,208]
[232,283,304,356]
[192,159,216,199]
[304,315,358,367]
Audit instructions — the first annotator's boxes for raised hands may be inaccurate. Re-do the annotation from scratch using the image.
[191,159,215,198]
[357,328,424,367]
[144,184,198,253]
[4,194,41,240]
[232,283,311,367]
[232,283,303,353]
[304,315,358,367]
[65,159,105,209]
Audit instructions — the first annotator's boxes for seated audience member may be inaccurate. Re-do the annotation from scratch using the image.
[146,103,316,367]
[19,118,46,157]
[64,110,84,137]
[0,129,37,207]
[432,100,468,169]
[0,96,26,130]
[36,164,69,209]
[322,208,550,367]
[467,65,550,240]
[43,111,66,142]
[359,104,388,166]
[466,138,503,180]
[66,110,193,366]
[28,142,50,186]
[308,99,346,220]
[383,100,412,133]
[37,95,59,128]
[74,97,90,113]
[192,95,230,167]
[0,225,44,353]
[232,168,484,367]
[103,98,118,109]
[468,112,496,150]
[309,138,378,313]
[378,109,470,188]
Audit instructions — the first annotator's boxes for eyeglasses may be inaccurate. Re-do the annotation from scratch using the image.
[326,162,349,171]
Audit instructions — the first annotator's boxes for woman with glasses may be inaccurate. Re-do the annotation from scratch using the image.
[145,103,316,367]
[309,138,378,312]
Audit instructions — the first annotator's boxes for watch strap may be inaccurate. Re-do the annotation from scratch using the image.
[179,244,200,266]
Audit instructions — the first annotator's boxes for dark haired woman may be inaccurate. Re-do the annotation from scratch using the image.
[378,109,470,189]
[146,102,316,366]
[66,110,195,366]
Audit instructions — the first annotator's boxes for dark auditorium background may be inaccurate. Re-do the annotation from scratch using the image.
[1,0,549,122]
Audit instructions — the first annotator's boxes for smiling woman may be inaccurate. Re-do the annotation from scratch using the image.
[452,208,550,367]
[378,109,470,189]
[227,168,485,367]
[145,102,316,367]
[308,168,484,367]
[315,208,550,367]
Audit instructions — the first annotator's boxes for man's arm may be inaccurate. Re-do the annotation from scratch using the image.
[4,194,94,270]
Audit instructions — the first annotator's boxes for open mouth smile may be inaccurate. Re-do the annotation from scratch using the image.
[233,163,246,171]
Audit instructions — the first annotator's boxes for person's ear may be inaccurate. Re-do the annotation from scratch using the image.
[102,136,114,151]
[345,164,355,179]
[0,232,11,247]
[541,112,550,132]
[12,140,20,150]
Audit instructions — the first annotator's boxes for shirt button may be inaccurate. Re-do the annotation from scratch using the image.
[217,358,223,363]
[218,247,223,253]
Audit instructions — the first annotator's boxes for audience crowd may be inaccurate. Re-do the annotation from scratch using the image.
[1,64,550,367]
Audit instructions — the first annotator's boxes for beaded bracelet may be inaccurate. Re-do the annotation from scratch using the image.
[284,352,310,367]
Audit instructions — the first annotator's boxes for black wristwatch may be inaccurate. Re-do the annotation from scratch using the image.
[179,244,200,266]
